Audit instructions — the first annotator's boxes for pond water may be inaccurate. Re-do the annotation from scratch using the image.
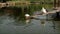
[0,14,60,34]
[0,4,60,34]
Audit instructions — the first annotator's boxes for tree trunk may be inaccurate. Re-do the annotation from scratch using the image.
[54,0,56,7]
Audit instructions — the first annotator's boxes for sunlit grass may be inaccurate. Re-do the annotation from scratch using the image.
[43,4,53,9]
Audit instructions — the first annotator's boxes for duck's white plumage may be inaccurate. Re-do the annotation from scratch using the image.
[25,14,30,20]
[41,7,47,14]
[25,14,30,17]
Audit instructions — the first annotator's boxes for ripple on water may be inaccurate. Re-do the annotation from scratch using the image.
[0,15,60,34]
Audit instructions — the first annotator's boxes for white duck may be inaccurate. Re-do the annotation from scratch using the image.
[41,7,47,14]
[25,14,30,20]
[25,7,47,20]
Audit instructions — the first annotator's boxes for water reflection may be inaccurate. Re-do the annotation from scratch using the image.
[0,12,60,34]
[0,5,60,34]
[40,20,45,26]
[52,21,56,29]
[25,20,30,24]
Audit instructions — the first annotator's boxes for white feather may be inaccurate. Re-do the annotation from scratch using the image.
[25,14,30,17]
[42,7,47,14]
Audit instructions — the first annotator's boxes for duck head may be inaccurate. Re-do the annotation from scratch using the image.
[25,14,30,20]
